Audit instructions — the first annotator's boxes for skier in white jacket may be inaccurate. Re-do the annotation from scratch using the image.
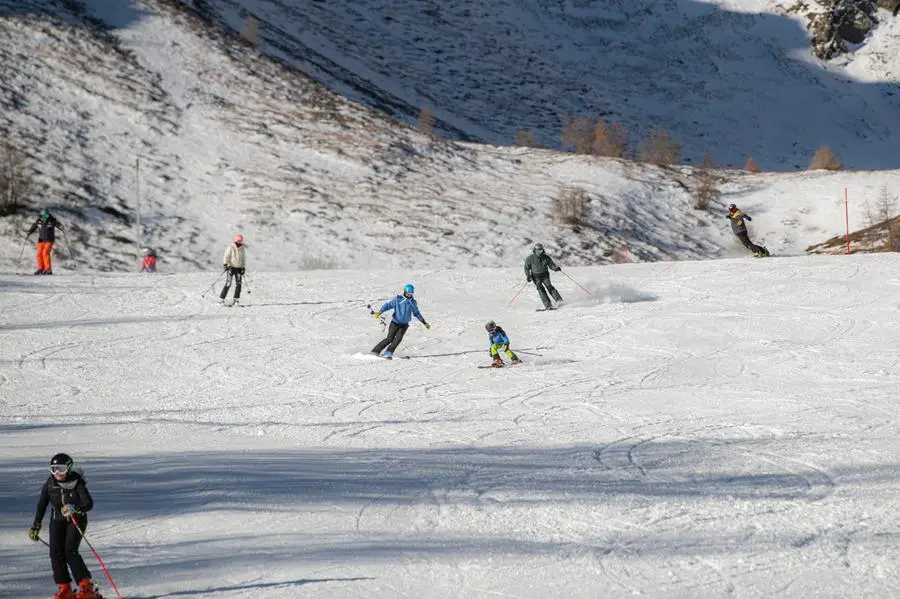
[220,234,246,305]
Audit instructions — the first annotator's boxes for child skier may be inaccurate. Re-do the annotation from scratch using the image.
[371,283,430,358]
[140,248,157,273]
[524,243,563,310]
[726,204,769,257]
[26,208,65,275]
[485,320,521,367]
[28,453,99,599]
[220,234,246,305]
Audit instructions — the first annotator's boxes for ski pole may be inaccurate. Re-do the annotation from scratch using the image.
[560,270,593,296]
[367,304,386,329]
[242,274,251,295]
[201,271,225,298]
[61,228,77,269]
[69,515,124,599]
[17,238,28,264]
[515,350,544,357]
[506,282,528,308]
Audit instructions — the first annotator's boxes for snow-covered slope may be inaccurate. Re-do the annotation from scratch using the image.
[190,0,900,170]
[1,0,899,275]
[2,257,899,598]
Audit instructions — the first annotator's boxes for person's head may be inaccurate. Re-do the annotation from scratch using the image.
[49,453,73,480]
[40,208,50,219]
[142,247,154,257]
[533,243,544,255]
[728,204,738,214]
[233,234,244,246]
[485,320,497,332]
[403,283,414,299]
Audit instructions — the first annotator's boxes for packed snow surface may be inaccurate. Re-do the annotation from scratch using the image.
[1,256,899,598]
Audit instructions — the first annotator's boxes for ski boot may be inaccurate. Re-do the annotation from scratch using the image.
[54,582,75,599]
[34,269,44,275]
[382,351,393,360]
[511,359,522,365]
[491,357,504,368]
[44,269,53,275]
[75,579,99,599]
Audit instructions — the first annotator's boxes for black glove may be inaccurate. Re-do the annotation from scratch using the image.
[223,265,229,272]
[552,267,561,272]
[28,524,40,542]
[745,215,752,222]
[238,267,245,275]
[526,276,532,283]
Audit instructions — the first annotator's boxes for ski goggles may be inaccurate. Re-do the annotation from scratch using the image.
[49,464,70,475]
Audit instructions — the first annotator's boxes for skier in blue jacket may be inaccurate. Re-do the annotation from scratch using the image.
[371,284,430,358]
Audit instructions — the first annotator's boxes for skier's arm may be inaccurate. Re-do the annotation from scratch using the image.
[412,304,426,324]
[744,214,752,221]
[32,480,50,527]
[546,256,561,271]
[524,257,532,281]
[26,220,38,237]
[75,480,93,513]
[379,297,397,314]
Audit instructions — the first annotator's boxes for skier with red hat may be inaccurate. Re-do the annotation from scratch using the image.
[220,234,246,305]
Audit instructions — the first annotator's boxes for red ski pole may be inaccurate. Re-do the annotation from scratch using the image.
[560,270,593,296]
[506,282,527,308]
[69,515,124,599]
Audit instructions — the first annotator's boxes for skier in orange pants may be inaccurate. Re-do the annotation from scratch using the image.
[26,209,65,275]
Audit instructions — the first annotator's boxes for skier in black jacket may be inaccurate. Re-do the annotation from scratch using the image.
[726,204,769,257]
[524,244,563,310]
[26,209,65,275]
[28,453,98,599]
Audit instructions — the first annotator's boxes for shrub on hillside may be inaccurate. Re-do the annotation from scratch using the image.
[809,145,842,170]
[638,128,680,166]
[744,157,762,173]
[561,116,594,154]
[515,129,540,148]
[418,106,436,136]
[241,16,259,46]
[693,170,721,211]
[592,121,629,158]
[0,140,33,216]
[553,185,591,226]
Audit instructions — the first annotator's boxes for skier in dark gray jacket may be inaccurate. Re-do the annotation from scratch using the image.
[524,244,563,310]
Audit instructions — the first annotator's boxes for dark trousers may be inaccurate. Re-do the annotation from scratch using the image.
[220,268,243,300]
[533,274,562,308]
[735,231,765,254]
[49,515,91,584]
[372,321,409,355]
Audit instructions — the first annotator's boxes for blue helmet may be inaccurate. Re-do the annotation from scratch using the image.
[403,283,414,295]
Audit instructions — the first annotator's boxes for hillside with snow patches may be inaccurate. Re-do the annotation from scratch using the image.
[1,0,900,274]
[190,0,900,170]
[2,258,900,598]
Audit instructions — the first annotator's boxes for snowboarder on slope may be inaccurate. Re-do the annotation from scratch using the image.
[524,243,563,310]
[220,234,246,305]
[485,320,522,367]
[28,453,99,599]
[26,208,65,275]
[140,248,157,273]
[371,283,430,358]
[726,204,769,257]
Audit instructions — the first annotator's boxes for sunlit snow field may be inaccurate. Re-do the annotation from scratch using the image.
[1,256,899,598]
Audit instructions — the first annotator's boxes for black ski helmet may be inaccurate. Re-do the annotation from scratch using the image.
[485,320,497,331]
[728,203,737,212]
[50,453,73,470]
[533,243,544,253]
